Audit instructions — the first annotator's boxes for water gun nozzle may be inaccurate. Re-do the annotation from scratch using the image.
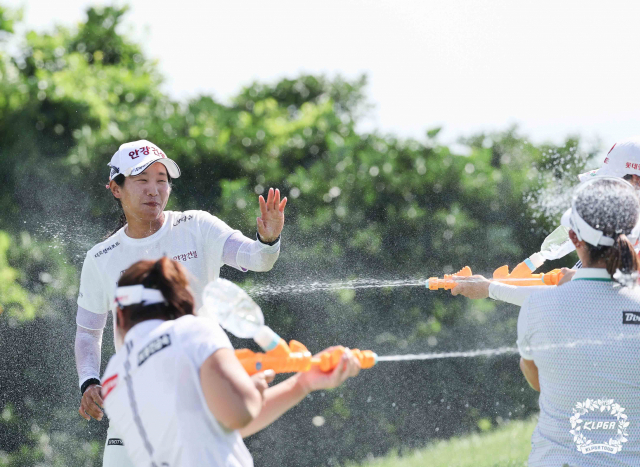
[427,266,472,290]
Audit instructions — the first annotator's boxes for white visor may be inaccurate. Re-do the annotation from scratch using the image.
[561,207,615,246]
[561,207,640,247]
[114,285,166,308]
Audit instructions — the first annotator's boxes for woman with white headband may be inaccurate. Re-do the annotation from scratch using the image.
[471,178,640,465]
[453,137,640,305]
[101,257,361,467]
[75,140,287,466]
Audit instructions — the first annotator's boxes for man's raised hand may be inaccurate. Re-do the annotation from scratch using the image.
[257,188,287,243]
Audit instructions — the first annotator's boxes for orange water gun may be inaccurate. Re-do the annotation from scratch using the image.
[427,261,564,291]
[235,338,378,376]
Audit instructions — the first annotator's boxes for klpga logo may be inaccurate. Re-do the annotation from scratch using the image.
[570,399,629,454]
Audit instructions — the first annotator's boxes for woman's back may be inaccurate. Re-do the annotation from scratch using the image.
[102,315,253,467]
[519,270,640,466]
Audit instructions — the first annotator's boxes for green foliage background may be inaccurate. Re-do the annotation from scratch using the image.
[0,5,598,466]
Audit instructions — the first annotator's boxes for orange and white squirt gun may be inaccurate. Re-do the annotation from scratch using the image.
[200,278,377,376]
[427,262,564,291]
[428,225,577,291]
[235,338,377,376]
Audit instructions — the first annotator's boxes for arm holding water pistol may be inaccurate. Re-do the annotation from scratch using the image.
[450,267,575,304]
[238,346,363,438]
[199,278,374,438]
[430,225,580,305]
[428,262,571,306]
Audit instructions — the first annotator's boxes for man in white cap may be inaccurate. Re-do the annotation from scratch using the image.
[74,140,288,467]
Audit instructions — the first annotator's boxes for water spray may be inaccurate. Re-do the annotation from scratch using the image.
[245,226,576,298]
[194,225,580,374]
[200,278,377,375]
[199,278,640,372]
[245,278,427,297]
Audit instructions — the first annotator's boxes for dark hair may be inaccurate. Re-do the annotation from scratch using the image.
[105,172,173,239]
[107,174,128,239]
[117,257,194,330]
[574,178,640,284]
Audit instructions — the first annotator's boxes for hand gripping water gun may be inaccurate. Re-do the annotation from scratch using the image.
[200,278,377,375]
[235,338,377,376]
[427,226,573,290]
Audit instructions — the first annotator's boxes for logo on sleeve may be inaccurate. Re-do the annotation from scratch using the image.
[138,334,171,366]
[622,311,640,324]
[107,438,124,446]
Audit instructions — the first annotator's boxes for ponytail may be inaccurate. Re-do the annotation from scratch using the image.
[604,234,639,285]
[144,257,194,319]
[117,257,194,328]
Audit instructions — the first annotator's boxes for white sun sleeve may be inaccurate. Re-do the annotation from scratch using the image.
[222,231,280,272]
[75,306,106,388]
[488,283,551,307]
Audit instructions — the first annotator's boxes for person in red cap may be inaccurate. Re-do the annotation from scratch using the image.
[74,140,288,467]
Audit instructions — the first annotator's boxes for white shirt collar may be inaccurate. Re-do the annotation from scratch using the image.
[571,268,612,282]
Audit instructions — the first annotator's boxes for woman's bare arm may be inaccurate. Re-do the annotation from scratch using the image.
[520,357,540,391]
[200,348,264,431]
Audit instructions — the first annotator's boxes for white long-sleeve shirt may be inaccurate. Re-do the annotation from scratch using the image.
[488,282,550,306]
[75,210,280,387]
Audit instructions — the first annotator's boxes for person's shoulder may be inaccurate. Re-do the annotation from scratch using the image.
[173,314,213,333]
[173,315,229,343]
[526,279,617,311]
[618,284,640,302]
[84,231,124,263]
[523,284,569,311]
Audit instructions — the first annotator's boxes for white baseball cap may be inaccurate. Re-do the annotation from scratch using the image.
[108,140,181,182]
[578,136,640,182]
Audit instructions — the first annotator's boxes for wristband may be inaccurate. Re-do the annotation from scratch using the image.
[256,232,280,246]
[81,378,101,395]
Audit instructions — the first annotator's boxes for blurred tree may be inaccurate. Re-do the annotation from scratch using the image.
[0,231,37,320]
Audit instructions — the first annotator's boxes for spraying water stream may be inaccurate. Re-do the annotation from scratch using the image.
[246,276,563,297]
[377,332,640,362]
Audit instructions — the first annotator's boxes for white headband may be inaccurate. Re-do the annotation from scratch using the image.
[560,176,640,247]
[568,207,616,247]
[114,285,166,308]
